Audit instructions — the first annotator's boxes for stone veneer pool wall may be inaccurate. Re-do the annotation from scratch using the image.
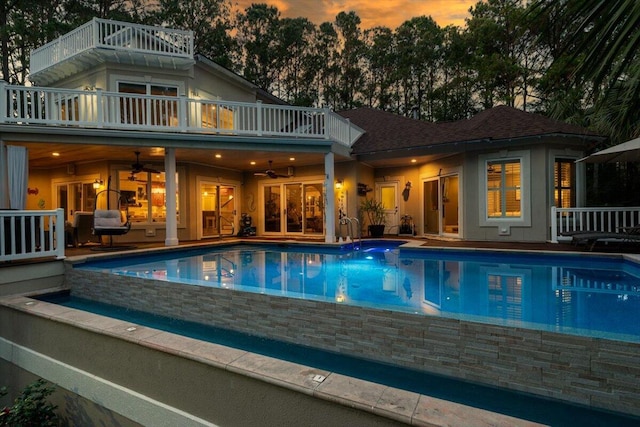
[66,267,640,418]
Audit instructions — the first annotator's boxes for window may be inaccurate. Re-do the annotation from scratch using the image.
[201,103,234,130]
[119,170,179,224]
[486,159,521,218]
[554,159,576,208]
[59,96,80,121]
[118,82,178,126]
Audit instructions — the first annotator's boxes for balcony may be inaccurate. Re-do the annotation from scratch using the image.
[0,83,360,148]
[30,18,195,85]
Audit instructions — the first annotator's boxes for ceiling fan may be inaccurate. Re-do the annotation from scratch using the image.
[254,160,290,179]
[131,151,160,175]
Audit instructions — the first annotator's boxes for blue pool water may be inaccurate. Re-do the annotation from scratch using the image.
[76,242,640,342]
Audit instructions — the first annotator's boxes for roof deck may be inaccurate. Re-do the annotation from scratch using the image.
[30,18,195,85]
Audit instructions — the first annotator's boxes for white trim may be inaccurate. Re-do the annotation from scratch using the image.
[109,73,185,96]
[548,149,584,208]
[419,167,462,237]
[478,150,531,227]
[195,176,241,240]
[0,337,218,427]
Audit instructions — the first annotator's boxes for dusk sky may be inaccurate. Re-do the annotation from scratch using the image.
[233,0,479,29]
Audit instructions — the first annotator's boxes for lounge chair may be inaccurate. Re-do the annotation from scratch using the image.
[571,226,640,251]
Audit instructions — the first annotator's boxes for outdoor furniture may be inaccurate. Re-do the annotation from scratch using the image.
[93,187,132,248]
[570,226,640,251]
[72,211,95,247]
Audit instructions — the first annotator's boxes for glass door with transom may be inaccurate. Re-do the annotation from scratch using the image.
[263,182,324,236]
[423,174,459,236]
[200,182,237,238]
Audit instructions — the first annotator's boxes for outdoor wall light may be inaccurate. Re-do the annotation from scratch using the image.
[405,181,412,190]
[335,180,343,190]
[93,179,103,189]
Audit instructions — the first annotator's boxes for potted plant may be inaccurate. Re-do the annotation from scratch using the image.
[360,198,387,237]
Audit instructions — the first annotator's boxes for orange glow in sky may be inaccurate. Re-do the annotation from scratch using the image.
[234,0,479,29]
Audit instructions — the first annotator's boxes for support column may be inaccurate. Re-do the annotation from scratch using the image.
[324,152,336,243]
[164,148,179,246]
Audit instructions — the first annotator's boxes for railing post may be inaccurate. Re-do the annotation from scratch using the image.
[96,88,103,128]
[92,17,100,47]
[324,107,331,140]
[550,206,558,243]
[179,94,187,131]
[55,208,66,260]
[256,100,263,136]
[0,81,6,123]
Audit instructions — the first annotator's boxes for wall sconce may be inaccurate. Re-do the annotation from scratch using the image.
[402,181,412,201]
[335,180,343,190]
[93,179,103,189]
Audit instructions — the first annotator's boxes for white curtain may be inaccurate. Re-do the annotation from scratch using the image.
[7,145,28,209]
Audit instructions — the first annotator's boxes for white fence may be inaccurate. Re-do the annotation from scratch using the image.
[0,209,65,262]
[30,18,194,75]
[0,83,359,148]
[550,206,640,243]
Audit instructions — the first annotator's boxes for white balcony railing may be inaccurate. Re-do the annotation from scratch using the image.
[550,206,640,243]
[0,209,65,262]
[0,83,359,147]
[30,18,194,75]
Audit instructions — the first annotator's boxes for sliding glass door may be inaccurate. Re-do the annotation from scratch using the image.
[263,181,324,236]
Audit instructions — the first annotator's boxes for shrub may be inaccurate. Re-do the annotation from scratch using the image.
[0,379,58,427]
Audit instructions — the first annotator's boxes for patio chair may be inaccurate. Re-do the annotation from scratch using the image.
[571,226,640,251]
[93,188,131,248]
[72,211,96,247]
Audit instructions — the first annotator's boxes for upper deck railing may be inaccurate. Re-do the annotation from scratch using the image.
[30,18,194,75]
[0,83,359,147]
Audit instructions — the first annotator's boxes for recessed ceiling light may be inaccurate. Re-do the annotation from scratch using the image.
[289,157,295,161]
[52,152,60,157]
[215,154,222,158]
[411,159,417,163]
[250,161,256,165]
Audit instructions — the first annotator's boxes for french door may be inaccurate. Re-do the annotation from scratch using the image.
[423,174,459,236]
[262,182,324,236]
[54,181,96,222]
[199,181,237,238]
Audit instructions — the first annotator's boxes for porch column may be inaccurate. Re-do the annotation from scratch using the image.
[324,152,336,243]
[164,147,179,246]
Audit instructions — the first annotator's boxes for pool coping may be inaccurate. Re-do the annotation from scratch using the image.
[0,290,546,427]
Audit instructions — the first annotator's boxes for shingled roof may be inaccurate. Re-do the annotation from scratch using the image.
[340,106,601,155]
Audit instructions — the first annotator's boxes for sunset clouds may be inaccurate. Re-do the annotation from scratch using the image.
[233,0,477,29]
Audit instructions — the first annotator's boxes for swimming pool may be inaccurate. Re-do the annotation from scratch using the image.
[75,242,640,341]
[62,241,640,418]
